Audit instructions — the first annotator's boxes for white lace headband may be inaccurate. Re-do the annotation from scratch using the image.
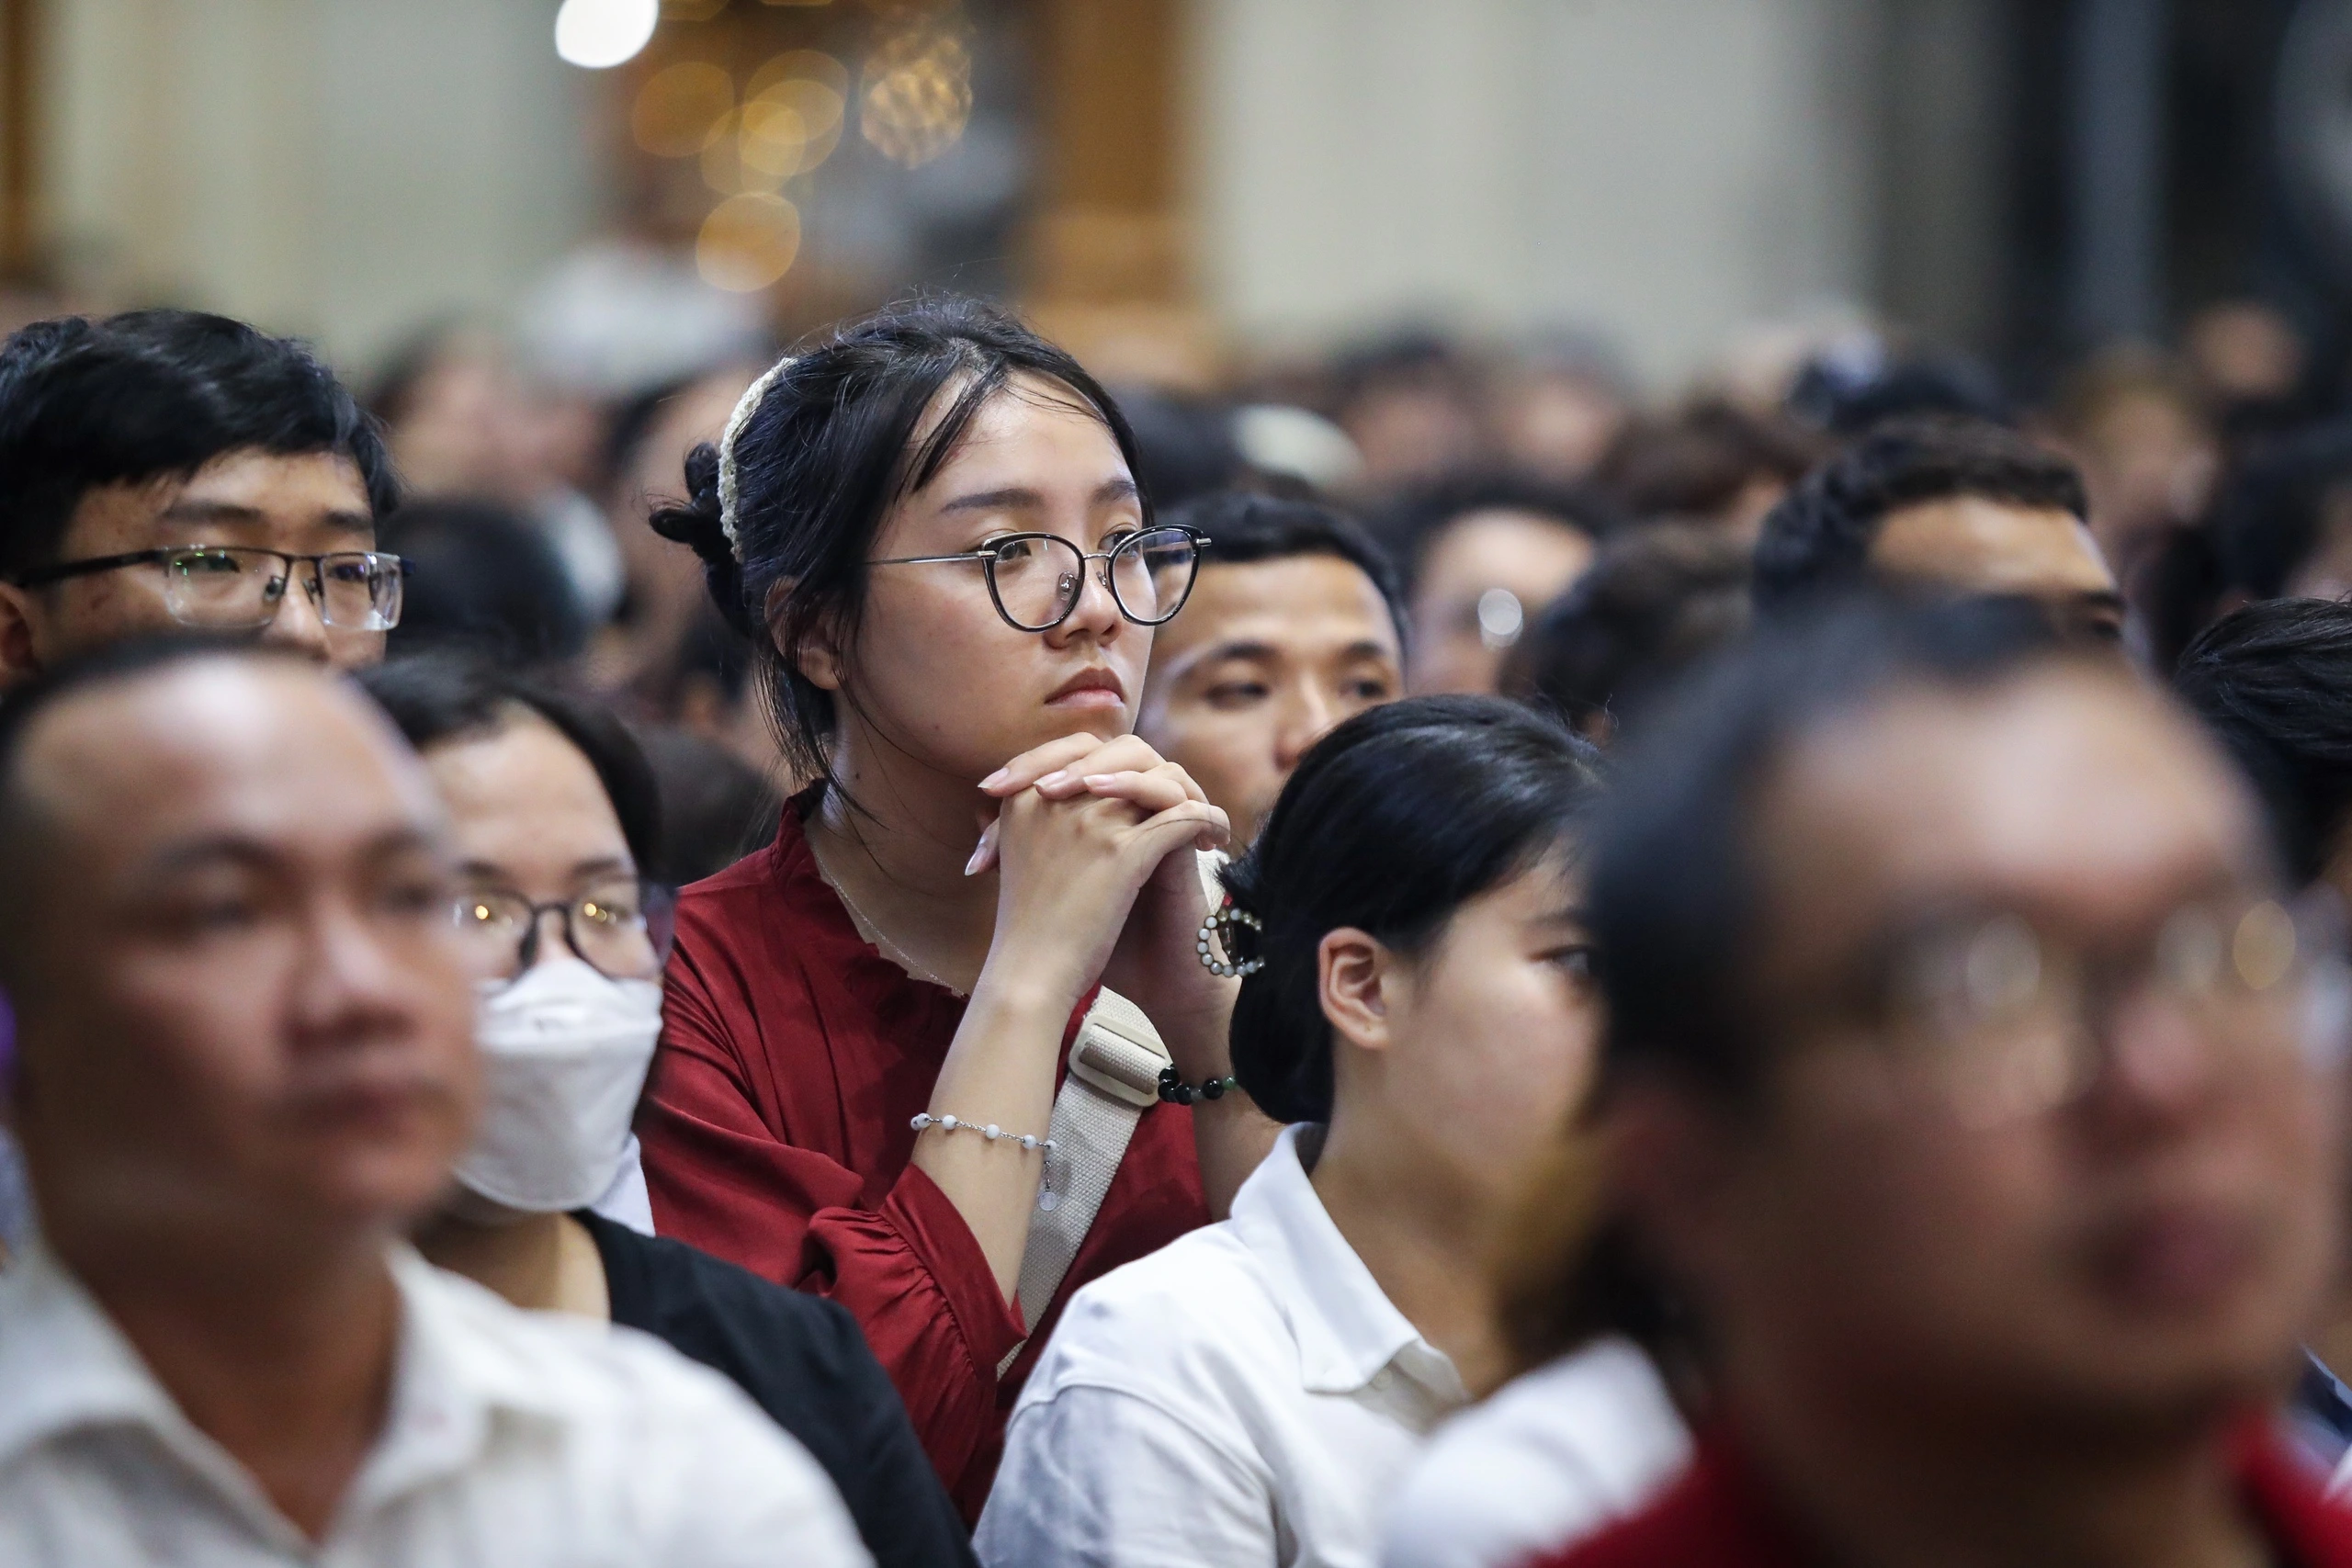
[717,355,795,557]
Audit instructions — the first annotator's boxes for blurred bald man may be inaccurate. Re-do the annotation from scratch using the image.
[0,640,869,1566]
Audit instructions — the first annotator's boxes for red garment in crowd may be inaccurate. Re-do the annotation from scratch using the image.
[638,803,1209,1523]
[1525,1418,2352,1567]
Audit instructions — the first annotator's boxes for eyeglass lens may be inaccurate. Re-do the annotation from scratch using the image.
[985,528,1200,631]
[452,881,672,982]
[161,548,405,632]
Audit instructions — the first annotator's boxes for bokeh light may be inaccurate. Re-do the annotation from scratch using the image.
[554,0,658,71]
[696,192,802,291]
[631,62,735,158]
[860,21,972,167]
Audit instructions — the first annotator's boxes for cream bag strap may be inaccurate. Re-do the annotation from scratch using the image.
[994,851,1228,1377]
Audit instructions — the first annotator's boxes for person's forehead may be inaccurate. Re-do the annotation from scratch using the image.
[1420,510,1592,593]
[1755,666,2256,944]
[1871,497,2113,601]
[1159,556,1399,662]
[921,373,1123,480]
[25,662,436,871]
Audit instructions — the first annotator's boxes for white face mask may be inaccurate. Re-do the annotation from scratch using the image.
[456,957,664,1213]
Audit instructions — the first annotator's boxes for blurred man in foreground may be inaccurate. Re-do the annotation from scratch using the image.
[1753,415,2125,644]
[0,310,405,685]
[0,640,868,1565]
[1136,491,1405,848]
[1531,600,2352,1564]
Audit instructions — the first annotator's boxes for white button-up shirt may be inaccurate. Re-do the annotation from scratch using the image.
[0,1239,873,1567]
[977,1123,1470,1568]
[1378,1338,1690,1568]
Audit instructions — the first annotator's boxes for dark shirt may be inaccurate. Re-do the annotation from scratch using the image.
[578,1209,978,1568]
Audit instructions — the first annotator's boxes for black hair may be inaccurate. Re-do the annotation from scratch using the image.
[648,294,1143,794]
[354,652,662,874]
[1114,386,1246,512]
[1785,352,2012,435]
[1587,594,2068,1099]
[1381,470,1625,593]
[0,310,400,580]
[635,727,784,886]
[1160,490,1408,649]
[379,498,589,666]
[2174,598,2352,887]
[1592,400,1823,524]
[2206,419,2352,600]
[1222,695,1606,1124]
[1504,523,1753,739]
[1750,414,2089,613]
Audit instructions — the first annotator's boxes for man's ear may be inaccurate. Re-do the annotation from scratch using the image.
[1318,927,1396,1055]
[0,581,46,690]
[764,579,843,694]
[1601,1077,1747,1304]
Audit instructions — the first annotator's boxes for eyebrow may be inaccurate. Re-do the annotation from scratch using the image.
[457,854,636,885]
[160,498,375,536]
[936,477,1141,516]
[141,824,438,880]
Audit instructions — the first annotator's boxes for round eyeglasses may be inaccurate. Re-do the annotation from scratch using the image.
[452,878,677,984]
[10,547,409,633]
[867,525,1206,633]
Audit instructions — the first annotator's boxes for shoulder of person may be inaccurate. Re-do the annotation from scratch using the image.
[407,1258,872,1562]
[593,1217,877,1382]
[1013,1219,1291,1408]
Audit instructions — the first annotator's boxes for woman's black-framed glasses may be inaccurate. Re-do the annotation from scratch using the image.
[867,525,1207,633]
[452,877,677,984]
[11,547,409,633]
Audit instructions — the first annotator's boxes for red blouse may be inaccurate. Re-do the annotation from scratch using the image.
[1525,1419,2352,1568]
[638,804,1209,1521]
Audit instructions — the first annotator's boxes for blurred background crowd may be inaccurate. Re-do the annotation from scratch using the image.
[13,0,2352,886]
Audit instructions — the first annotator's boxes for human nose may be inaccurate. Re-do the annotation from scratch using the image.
[1273,681,1340,769]
[2079,986,2224,1133]
[289,893,417,1048]
[1044,548,1124,647]
[258,559,334,663]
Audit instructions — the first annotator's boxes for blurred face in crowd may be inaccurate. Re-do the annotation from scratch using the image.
[1871,497,2125,644]
[1,658,478,1266]
[422,709,650,987]
[1620,663,2339,1437]
[0,448,385,685]
[1327,852,1601,1202]
[797,374,1158,780]
[1408,510,1596,695]
[1136,554,1402,848]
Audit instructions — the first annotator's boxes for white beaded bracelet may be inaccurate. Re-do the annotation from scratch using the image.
[910,1112,1056,1154]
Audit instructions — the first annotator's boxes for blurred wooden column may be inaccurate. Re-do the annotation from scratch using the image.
[1023,0,1217,388]
[0,0,38,280]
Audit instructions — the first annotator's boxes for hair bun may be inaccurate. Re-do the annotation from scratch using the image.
[648,440,752,637]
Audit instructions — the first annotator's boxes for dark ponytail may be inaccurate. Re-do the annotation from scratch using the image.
[647,293,1142,794]
[1223,695,1605,1123]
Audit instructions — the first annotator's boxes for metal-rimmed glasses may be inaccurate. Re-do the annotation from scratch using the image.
[451,877,677,984]
[10,547,409,633]
[1832,893,2348,1129]
[867,525,1207,633]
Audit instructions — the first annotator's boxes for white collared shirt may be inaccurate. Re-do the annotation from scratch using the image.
[1378,1338,1690,1568]
[0,1239,872,1567]
[976,1123,1470,1568]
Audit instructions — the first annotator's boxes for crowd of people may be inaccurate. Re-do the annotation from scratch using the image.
[5,287,2352,1566]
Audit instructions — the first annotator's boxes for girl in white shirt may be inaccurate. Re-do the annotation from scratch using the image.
[978,695,1607,1568]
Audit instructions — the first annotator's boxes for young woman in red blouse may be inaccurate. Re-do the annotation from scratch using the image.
[640,297,1280,1517]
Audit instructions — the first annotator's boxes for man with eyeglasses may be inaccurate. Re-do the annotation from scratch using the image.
[1508,597,2352,1565]
[0,310,408,686]
[0,638,871,1565]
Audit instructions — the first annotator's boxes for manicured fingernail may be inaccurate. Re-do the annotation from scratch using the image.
[1036,770,1069,789]
[964,843,988,875]
[980,768,1009,790]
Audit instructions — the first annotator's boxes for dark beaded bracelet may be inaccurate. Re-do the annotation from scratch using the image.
[1158,1065,1239,1106]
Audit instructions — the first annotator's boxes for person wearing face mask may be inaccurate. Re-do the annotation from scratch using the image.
[359,654,975,1568]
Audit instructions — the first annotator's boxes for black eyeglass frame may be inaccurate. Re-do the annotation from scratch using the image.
[454,880,679,984]
[866,525,1209,633]
[10,547,413,631]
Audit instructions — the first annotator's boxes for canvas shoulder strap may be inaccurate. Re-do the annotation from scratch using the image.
[994,851,1230,1376]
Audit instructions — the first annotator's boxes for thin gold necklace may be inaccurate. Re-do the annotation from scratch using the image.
[808,830,966,996]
